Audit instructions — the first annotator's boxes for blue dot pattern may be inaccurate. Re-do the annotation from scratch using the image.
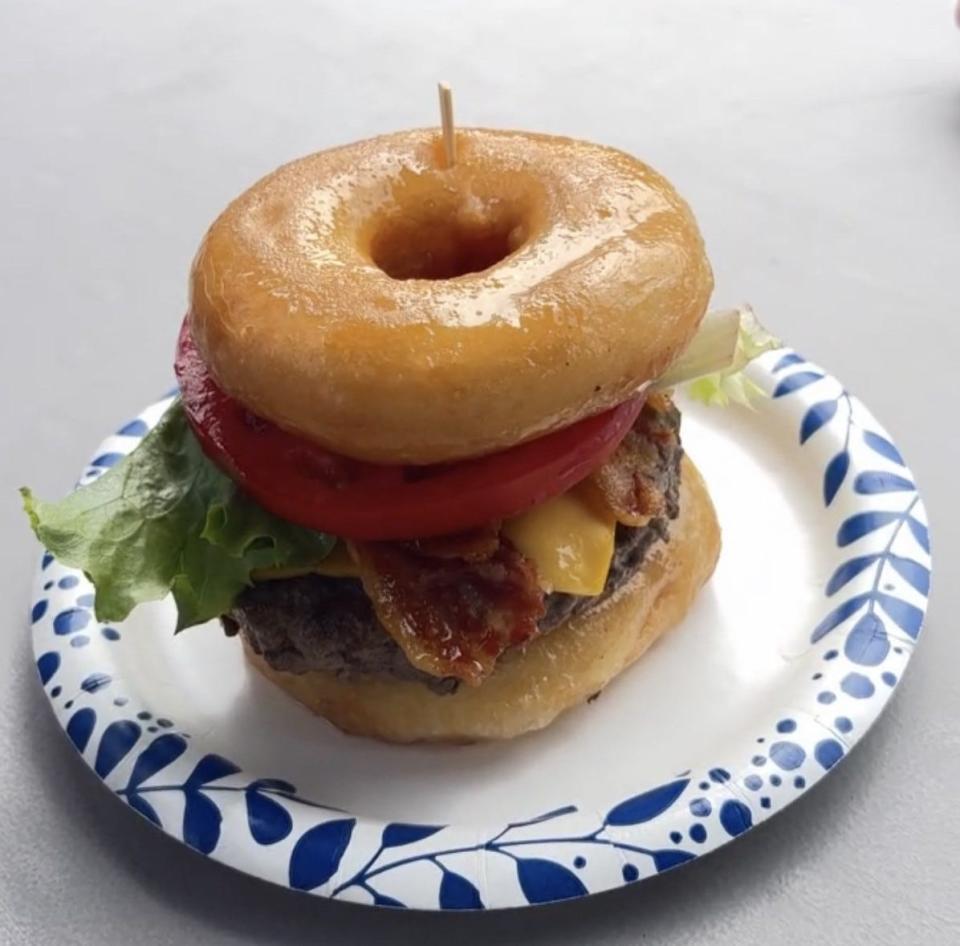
[689,798,712,817]
[719,801,752,836]
[815,739,844,770]
[841,673,875,699]
[769,742,805,770]
[835,716,853,734]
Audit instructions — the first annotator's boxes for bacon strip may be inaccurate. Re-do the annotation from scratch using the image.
[349,395,680,685]
[581,393,681,527]
[350,538,545,686]
[406,522,501,563]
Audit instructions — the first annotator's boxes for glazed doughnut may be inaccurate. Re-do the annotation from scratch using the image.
[189,129,713,464]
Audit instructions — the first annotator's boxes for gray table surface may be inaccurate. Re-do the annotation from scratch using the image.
[2,1,958,943]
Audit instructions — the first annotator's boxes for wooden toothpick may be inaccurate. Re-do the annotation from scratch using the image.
[437,81,456,168]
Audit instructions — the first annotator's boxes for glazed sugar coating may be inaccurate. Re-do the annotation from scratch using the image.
[189,128,713,463]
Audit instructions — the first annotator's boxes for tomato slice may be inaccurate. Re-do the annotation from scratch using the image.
[175,319,645,540]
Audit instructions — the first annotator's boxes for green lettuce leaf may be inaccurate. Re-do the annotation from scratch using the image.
[681,305,781,408]
[21,401,334,630]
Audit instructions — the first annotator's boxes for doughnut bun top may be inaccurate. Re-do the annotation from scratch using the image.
[188,128,713,464]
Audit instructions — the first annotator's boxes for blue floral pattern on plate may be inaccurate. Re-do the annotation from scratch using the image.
[29,349,931,910]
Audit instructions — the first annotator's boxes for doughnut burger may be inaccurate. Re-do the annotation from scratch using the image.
[24,127,773,743]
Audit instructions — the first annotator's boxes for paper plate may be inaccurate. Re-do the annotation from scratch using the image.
[28,349,931,910]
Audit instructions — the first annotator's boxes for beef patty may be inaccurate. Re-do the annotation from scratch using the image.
[223,401,682,693]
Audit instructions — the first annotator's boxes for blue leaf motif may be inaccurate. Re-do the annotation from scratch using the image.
[604,778,689,826]
[381,823,444,848]
[245,789,293,845]
[800,399,838,444]
[126,734,188,790]
[810,593,871,643]
[853,472,915,495]
[772,352,805,373]
[906,516,930,553]
[515,858,588,904]
[823,451,850,506]
[652,849,696,872]
[90,452,124,469]
[80,672,112,694]
[887,555,930,595]
[183,789,222,855]
[117,418,148,437]
[825,554,880,596]
[185,754,241,788]
[36,651,60,684]
[837,511,900,547]
[508,805,578,828]
[94,720,141,778]
[53,608,90,636]
[862,430,905,465]
[773,371,824,397]
[127,792,160,827]
[66,707,96,753]
[876,594,924,639]
[370,891,406,908]
[249,778,297,794]
[439,869,484,909]
[844,612,889,666]
[289,818,355,891]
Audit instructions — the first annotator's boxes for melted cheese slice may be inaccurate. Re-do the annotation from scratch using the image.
[307,542,360,577]
[258,490,617,596]
[502,488,616,596]
[251,542,359,581]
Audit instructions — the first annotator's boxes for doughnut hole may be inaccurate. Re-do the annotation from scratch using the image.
[366,188,531,281]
